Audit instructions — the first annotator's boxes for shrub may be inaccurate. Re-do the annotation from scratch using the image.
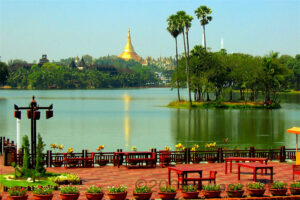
[227,183,243,191]
[33,186,53,195]
[107,185,127,193]
[86,185,103,193]
[159,186,177,193]
[182,185,197,192]
[35,133,46,175]
[290,182,300,188]
[271,181,287,189]
[203,184,221,191]
[60,185,79,194]
[134,186,151,193]
[247,182,265,189]
[8,187,27,196]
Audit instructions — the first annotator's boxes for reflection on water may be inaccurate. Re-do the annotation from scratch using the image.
[172,108,288,149]
[123,93,131,149]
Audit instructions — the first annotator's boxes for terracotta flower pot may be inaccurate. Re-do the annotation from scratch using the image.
[202,190,221,198]
[107,192,127,200]
[247,189,265,197]
[52,160,63,167]
[96,159,108,166]
[133,192,152,200]
[8,196,28,200]
[60,193,80,200]
[182,191,199,199]
[206,157,217,163]
[270,188,287,196]
[226,190,244,198]
[158,192,177,200]
[85,193,104,200]
[290,187,300,195]
[33,194,53,200]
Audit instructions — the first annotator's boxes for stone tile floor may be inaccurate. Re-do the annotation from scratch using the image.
[0,156,297,200]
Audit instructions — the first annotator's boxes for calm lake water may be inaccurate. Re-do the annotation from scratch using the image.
[0,88,299,152]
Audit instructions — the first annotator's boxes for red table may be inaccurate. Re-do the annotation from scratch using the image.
[168,165,202,189]
[225,157,268,174]
[238,163,273,183]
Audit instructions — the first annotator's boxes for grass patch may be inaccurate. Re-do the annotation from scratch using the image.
[168,101,280,109]
[0,174,58,188]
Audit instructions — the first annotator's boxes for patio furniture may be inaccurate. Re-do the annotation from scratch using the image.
[293,165,300,180]
[159,150,171,167]
[63,152,94,168]
[168,165,202,189]
[225,157,268,174]
[237,163,273,183]
[179,170,217,190]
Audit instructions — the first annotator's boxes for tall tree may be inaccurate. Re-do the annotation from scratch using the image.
[167,14,183,101]
[0,62,9,85]
[195,5,212,49]
[177,11,193,106]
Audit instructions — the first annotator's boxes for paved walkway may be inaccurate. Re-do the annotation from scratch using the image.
[0,156,297,200]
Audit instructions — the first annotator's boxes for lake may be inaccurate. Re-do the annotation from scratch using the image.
[0,88,299,152]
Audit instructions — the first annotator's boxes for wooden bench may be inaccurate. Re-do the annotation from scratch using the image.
[179,171,217,190]
[238,163,273,183]
[125,152,156,169]
[293,165,300,180]
[64,152,94,168]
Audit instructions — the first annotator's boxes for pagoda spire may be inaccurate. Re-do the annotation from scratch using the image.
[119,29,141,61]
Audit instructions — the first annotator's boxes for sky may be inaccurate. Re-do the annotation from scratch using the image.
[0,0,299,62]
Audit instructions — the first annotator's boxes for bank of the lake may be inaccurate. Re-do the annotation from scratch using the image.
[168,101,280,109]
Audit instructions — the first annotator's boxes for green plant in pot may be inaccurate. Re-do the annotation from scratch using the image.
[182,185,199,199]
[133,186,152,200]
[226,183,244,198]
[96,145,108,166]
[175,143,185,164]
[85,185,104,200]
[247,182,265,197]
[7,187,28,200]
[33,186,54,200]
[202,184,221,198]
[270,181,287,196]
[205,143,217,163]
[158,186,177,200]
[107,185,127,200]
[50,143,64,167]
[191,144,202,163]
[290,182,300,195]
[59,185,80,200]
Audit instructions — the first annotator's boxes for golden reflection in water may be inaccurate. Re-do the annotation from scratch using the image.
[123,93,131,149]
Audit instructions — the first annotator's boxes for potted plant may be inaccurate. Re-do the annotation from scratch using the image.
[129,146,138,165]
[96,145,108,166]
[7,187,28,200]
[205,143,217,163]
[107,185,127,200]
[59,185,80,200]
[191,144,202,164]
[182,185,199,199]
[290,182,300,195]
[269,181,287,196]
[133,186,152,200]
[51,143,64,167]
[247,182,265,197]
[202,184,221,198]
[85,185,104,200]
[159,146,172,167]
[33,186,54,200]
[67,148,78,167]
[175,143,185,164]
[226,183,244,198]
[158,186,177,200]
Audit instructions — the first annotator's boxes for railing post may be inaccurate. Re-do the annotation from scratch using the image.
[280,146,286,162]
[0,136,2,155]
[49,150,53,167]
[249,146,255,157]
[217,147,223,163]
[184,148,189,164]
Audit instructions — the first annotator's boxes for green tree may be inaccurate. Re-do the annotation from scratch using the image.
[35,133,46,175]
[195,5,213,49]
[167,14,183,101]
[22,135,30,171]
[0,62,9,85]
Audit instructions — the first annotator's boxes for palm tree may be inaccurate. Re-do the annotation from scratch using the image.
[195,5,212,101]
[177,11,193,106]
[195,5,212,50]
[167,14,183,102]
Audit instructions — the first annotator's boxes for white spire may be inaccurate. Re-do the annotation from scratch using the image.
[221,37,224,49]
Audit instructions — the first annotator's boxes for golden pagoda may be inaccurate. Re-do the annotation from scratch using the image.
[119,29,141,61]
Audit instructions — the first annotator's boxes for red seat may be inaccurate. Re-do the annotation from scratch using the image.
[293,165,300,180]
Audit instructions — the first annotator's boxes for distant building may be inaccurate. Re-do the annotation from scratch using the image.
[77,57,87,70]
[38,54,49,66]
[69,60,77,69]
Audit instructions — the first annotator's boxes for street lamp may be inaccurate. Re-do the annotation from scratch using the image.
[13,96,53,168]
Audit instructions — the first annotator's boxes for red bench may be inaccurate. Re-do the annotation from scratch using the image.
[293,165,300,180]
[238,163,273,183]
[64,152,94,168]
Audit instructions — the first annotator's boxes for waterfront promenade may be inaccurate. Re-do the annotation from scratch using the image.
[0,155,296,200]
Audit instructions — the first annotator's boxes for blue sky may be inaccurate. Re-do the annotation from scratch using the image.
[0,0,299,62]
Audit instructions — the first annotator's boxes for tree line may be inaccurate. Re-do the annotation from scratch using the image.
[167,5,300,105]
